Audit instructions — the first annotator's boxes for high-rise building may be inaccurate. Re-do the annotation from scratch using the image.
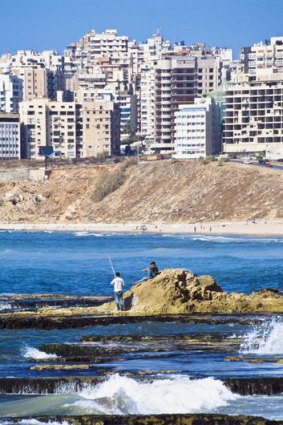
[139,64,156,140]
[20,91,120,159]
[222,76,283,158]
[13,67,49,101]
[0,73,23,113]
[240,36,283,75]
[0,112,21,159]
[78,98,120,158]
[153,55,221,152]
[20,93,77,159]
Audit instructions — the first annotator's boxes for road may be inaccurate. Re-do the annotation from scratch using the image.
[232,159,283,171]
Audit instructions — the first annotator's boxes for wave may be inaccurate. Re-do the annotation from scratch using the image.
[240,317,283,355]
[192,235,283,244]
[23,346,58,360]
[162,234,283,244]
[73,232,104,237]
[0,301,12,311]
[64,374,238,415]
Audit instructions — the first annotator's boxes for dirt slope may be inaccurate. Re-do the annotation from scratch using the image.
[0,160,282,223]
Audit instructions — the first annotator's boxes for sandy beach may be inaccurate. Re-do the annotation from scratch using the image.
[0,219,283,236]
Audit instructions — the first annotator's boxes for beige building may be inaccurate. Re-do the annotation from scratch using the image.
[223,76,283,158]
[13,67,48,101]
[20,91,120,159]
[20,92,76,159]
[78,96,120,158]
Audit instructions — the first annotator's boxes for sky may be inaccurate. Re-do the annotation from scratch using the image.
[0,0,282,58]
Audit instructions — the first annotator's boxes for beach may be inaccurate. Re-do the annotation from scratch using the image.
[0,219,283,235]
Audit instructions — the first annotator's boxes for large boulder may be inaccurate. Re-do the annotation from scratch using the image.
[97,269,283,315]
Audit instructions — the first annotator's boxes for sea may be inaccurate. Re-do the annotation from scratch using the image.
[0,230,282,422]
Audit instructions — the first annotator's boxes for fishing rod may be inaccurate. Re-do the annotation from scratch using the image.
[108,254,116,277]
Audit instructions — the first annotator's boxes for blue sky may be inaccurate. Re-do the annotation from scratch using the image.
[0,0,282,57]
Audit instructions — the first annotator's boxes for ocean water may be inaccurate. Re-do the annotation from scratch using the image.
[0,231,282,420]
[0,231,283,296]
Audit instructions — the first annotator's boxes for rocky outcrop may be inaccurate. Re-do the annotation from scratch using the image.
[98,269,283,315]
[0,270,282,328]
[2,414,281,425]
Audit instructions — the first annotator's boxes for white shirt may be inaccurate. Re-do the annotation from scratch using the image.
[111,277,125,292]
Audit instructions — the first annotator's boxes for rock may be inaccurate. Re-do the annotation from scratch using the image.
[4,192,23,204]
[98,269,283,315]
[0,270,282,326]
[225,356,243,362]
[31,364,91,371]
[34,194,45,203]
[3,192,14,201]
[2,414,280,424]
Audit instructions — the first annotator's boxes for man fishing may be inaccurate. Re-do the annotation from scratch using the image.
[111,271,125,311]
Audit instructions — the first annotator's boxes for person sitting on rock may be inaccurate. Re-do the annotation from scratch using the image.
[143,261,159,279]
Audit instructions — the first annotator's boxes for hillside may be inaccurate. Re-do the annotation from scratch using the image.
[0,160,282,224]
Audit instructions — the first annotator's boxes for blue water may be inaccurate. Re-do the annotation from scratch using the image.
[0,231,283,419]
[0,231,283,295]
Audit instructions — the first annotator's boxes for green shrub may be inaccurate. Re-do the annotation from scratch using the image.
[92,168,125,203]
[198,157,209,165]
[120,157,137,171]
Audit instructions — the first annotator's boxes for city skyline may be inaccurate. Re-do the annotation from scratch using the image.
[0,0,283,57]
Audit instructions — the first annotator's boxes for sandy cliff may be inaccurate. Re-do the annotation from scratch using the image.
[0,160,283,224]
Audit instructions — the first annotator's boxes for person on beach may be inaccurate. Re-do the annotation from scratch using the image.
[143,261,159,279]
[111,272,125,311]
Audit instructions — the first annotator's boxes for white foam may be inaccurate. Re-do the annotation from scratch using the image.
[66,374,238,415]
[23,346,58,360]
[0,301,12,311]
[73,232,103,237]
[162,234,283,243]
[240,317,283,355]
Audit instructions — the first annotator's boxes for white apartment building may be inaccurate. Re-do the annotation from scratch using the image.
[0,112,21,159]
[0,50,65,102]
[241,36,283,75]
[0,73,23,113]
[76,70,107,93]
[223,77,283,158]
[173,98,220,159]
[139,64,155,140]
[65,29,129,69]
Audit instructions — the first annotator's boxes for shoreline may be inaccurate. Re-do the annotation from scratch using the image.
[0,219,283,236]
